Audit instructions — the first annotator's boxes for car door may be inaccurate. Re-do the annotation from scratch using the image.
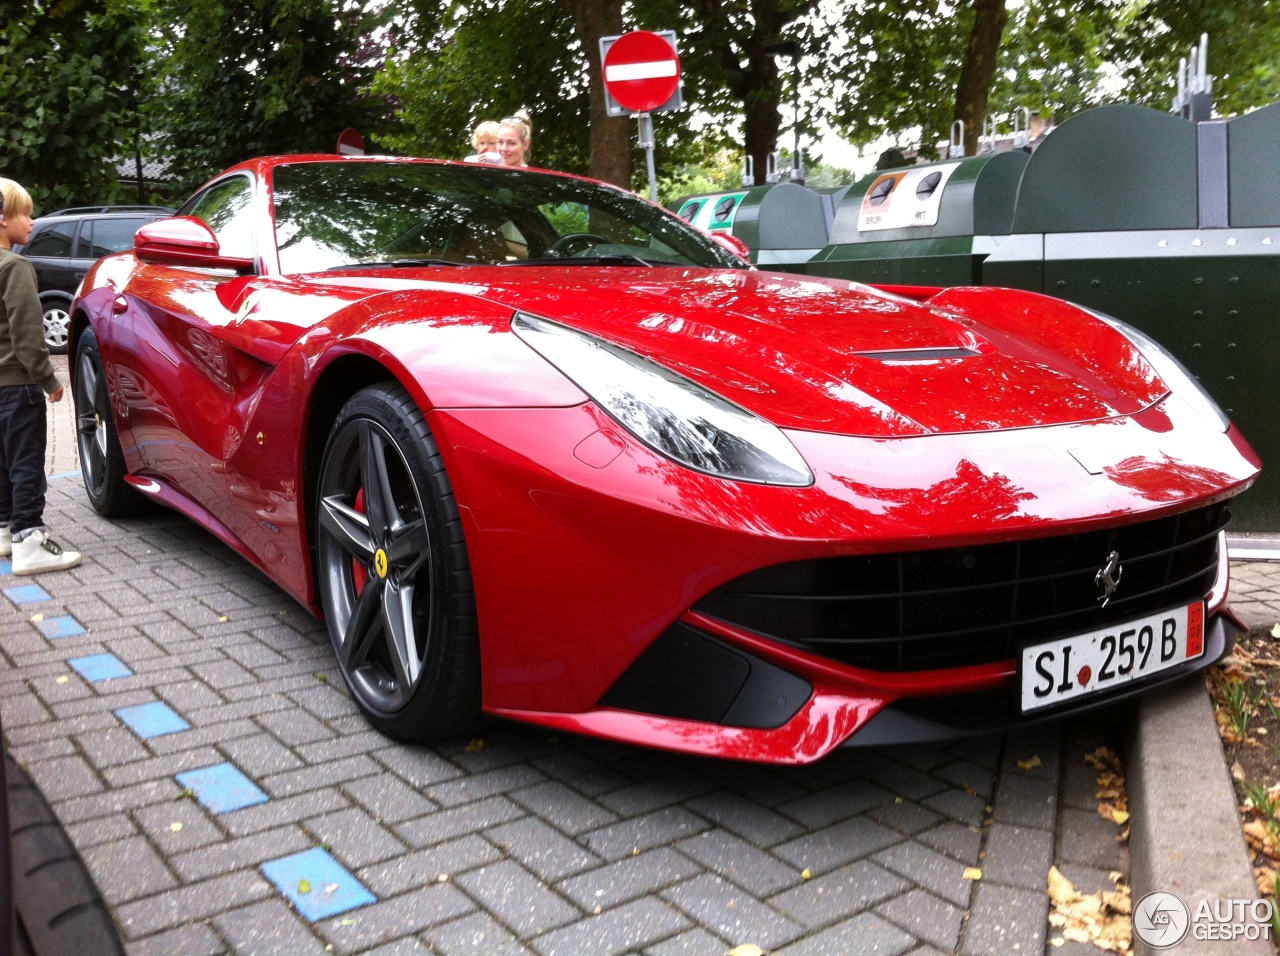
[111,176,263,519]
[22,220,79,295]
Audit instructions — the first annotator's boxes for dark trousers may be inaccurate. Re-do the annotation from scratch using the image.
[0,384,48,535]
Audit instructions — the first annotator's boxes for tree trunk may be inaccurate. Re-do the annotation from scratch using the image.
[557,0,631,187]
[741,59,782,183]
[953,0,1008,157]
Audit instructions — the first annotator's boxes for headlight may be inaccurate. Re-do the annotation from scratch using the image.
[512,313,813,486]
[1082,306,1230,432]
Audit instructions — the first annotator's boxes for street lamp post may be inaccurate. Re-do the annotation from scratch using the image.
[763,40,803,186]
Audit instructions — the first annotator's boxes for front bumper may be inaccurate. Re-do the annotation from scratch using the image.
[429,393,1257,763]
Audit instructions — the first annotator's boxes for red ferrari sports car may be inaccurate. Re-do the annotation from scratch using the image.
[70,155,1259,764]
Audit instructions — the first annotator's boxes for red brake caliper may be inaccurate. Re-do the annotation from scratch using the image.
[352,488,368,593]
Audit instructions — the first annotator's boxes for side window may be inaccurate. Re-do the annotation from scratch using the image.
[84,218,147,259]
[183,177,256,260]
[24,221,76,258]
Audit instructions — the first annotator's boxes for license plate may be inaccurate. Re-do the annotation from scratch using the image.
[1019,602,1204,713]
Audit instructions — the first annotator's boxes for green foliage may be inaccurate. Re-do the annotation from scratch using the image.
[1107,0,1280,115]
[655,146,853,207]
[988,0,1119,123]
[821,0,1280,157]
[0,0,146,211]
[370,0,590,173]
[151,0,387,197]
[657,147,744,206]
[819,0,972,157]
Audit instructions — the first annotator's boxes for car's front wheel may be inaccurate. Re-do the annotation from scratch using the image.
[316,383,481,741]
[42,299,71,355]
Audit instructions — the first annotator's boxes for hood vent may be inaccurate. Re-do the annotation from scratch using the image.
[855,347,981,363]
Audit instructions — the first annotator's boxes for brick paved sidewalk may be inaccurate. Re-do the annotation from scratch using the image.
[0,357,1204,955]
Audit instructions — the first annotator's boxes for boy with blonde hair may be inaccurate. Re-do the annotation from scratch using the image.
[0,178,82,573]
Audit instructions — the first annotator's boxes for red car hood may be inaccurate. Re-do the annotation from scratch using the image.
[465,268,1166,439]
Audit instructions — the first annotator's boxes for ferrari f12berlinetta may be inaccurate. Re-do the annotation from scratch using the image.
[70,155,1259,763]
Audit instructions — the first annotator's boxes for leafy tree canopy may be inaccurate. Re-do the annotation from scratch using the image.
[0,0,146,211]
[1109,0,1280,117]
[150,0,386,197]
[370,0,590,173]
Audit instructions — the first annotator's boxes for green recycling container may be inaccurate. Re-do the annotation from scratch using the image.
[672,183,834,269]
[804,151,1029,286]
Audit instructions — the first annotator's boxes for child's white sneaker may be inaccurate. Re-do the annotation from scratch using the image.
[0,525,10,558]
[11,530,82,575]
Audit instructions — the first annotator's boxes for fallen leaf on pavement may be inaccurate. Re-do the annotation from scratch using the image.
[1017,755,1041,770]
[1046,866,1132,953]
[463,739,485,753]
[1257,867,1277,895]
[963,867,982,880]
[297,879,312,895]
[1245,820,1279,857]
[728,946,766,956]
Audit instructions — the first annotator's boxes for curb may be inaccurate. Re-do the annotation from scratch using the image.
[1128,674,1271,954]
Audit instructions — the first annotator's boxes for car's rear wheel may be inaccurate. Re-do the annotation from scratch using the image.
[41,299,71,355]
[316,383,480,741]
[74,330,145,517]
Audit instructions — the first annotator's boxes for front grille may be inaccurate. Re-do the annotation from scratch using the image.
[694,501,1230,672]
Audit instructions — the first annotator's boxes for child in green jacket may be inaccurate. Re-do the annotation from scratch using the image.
[0,178,82,574]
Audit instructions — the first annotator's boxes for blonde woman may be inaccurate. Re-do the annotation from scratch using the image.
[464,120,501,163]
[496,111,534,167]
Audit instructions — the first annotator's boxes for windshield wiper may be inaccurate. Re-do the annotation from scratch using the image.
[502,255,676,268]
[324,258,467,270]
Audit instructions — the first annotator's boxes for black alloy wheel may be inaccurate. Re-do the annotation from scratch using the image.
[316,383,480,740]
[73,330,144,517]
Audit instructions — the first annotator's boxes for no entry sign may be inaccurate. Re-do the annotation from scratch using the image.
[600,31,682,116]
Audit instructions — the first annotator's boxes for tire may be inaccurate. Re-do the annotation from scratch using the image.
[73,330,146,517]
[316,383,481,740]
[41,300,71,355]
[6,754,126,955]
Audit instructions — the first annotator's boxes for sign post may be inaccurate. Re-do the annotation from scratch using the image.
[600,30,682,202]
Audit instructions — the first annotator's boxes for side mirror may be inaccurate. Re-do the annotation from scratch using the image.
[710,231,752,265]
[134,217,255,273]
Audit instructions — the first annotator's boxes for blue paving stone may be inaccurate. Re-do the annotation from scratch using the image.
[39,615,88,639]
[262,847,376,921]
[115,702,190,739]
[0,559,10,576]
[5,584,51,604]
[176,762,269,814]
[68,653,132,682]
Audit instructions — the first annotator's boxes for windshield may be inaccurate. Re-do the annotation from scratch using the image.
[270,161,742,273]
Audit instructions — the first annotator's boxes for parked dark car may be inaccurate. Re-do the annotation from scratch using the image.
[16,206,173,354]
